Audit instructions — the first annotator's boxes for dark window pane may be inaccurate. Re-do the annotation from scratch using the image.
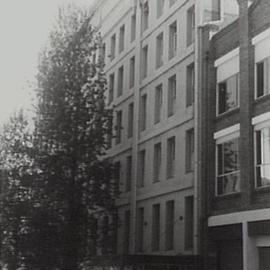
[257,62,264,97]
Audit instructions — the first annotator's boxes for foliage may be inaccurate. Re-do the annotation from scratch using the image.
[0,110,37,269]
[0,4,115,270]
[33,4,115,270]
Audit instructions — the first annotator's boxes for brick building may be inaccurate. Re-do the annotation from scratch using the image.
[199,0,270,269]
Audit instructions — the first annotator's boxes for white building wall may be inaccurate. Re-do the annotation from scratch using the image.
[89,0,237,256]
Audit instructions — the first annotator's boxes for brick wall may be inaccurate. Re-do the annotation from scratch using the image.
[205,0,270,217]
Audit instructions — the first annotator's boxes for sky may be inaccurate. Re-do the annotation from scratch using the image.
[0,0,95,125]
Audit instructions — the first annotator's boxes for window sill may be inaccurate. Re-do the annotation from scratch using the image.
[254,93,270,104]
[216,107,239,120]
[254,185,270,194]
[185,169,194,175]
[214,191,241,201]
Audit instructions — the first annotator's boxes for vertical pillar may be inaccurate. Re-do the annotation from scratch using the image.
[130,1,141,254]
[242,222,259,270]
[238,0,254,206]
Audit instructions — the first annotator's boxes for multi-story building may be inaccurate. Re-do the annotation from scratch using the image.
[199,0,270,269]
[88,0,239,267]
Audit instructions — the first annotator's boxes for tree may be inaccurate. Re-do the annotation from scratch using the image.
[0,110,37,269]
[33,4,115,269]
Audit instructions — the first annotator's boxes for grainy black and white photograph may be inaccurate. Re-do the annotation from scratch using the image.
[0,0,269,269]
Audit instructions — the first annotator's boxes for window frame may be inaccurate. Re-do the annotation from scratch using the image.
[156,0,164,18]
[140,94,147,132]
[154,83,163,124]
[169,21,177,60]
[156,32,164,69]
[151,203,160,251]
[110,34,116,60]
[253,117,270,189]
[255,57,270,99]
[108,73,114,104]
[141,45,148,79]
[141,1,149,33]
[117,65,124,97]
[185,128,195,173]
[131,13,136,42]
[167,136,176,179]
[216,72,239,116]
[153,142,162,183]
[168,75,177,117]
[138,149,146,188]
[215,130,240,196]
[129,56,135,89]
[128,102,134,138]
[115,110,122,145]
[165,200,174,250]
[186,62,195,107]
[119,24,125,53]
[186,5,195,47]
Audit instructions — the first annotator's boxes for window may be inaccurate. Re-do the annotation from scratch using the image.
[115,110,122,144]
[153,143,162,182]
[185,196,194,249]
[216,137,240,195]
[169,21,177,59]
[126,155,132,191]
[187,5,195,46]
[138,150,146,187]
[186,129,194,173]
[156,33,164,69]
[255,127,270,188]
[168,75,176,117]
[212,0,221,20]
[117,66,124,97]
[256,57,270,98]
[128,102,134,138]
[110,34,116,60]
[141,1,149,33]
[114,161,121,195]
[151,204,160,251]
[154,84,163,124]
[119,25,125,53]
[108,73,114,104]
[165,200,174,250]
[170,0,177,7]
[186,63,195,107]
[129,56,135,88]
[141,45,148,79]
[218,73,239,115]
[140,94,147,131]
[259,247,270,270]
[167,136,176,178]
[136,207,144,252]
[131,14,136,42]
[123,210,130,254]
[156,0,164,18]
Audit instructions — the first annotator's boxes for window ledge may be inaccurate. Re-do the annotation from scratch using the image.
[214,192,242,201]
[254,186,270,195]
[254,93,270,104]
[216,107,239,121]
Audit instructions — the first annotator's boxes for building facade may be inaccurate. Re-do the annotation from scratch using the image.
[201,0,270,269]
[88,0,238,266]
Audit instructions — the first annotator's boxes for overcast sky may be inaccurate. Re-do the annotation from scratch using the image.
[0,0,94,125]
